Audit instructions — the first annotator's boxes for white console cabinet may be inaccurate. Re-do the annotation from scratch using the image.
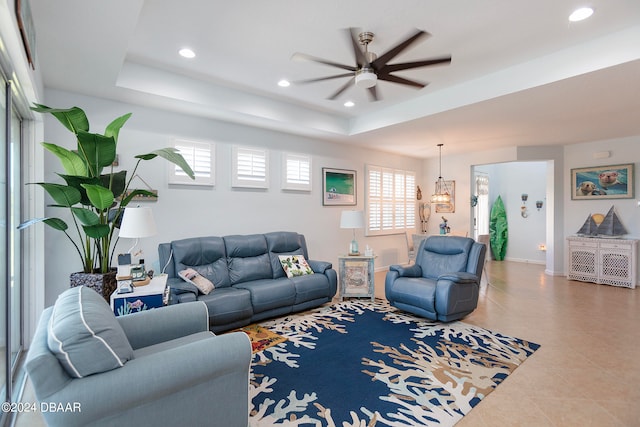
[567,236,638,289]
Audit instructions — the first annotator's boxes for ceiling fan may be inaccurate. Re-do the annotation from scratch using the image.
[292,28,451,101]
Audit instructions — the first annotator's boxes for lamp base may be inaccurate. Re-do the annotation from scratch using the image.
[349,239,359,256]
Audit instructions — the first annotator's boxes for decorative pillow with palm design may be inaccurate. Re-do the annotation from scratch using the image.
[278,255,314,278]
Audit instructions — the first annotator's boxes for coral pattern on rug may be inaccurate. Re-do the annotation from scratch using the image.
[249,299,540,427]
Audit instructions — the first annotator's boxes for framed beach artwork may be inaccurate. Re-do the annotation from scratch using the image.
[322,168,356,206]
[571,163,634,200]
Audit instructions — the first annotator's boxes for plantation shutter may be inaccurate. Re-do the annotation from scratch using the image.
[366,165,416,235]
[282,153,311,191]
[169,139,215,186]
[232,145,269,188]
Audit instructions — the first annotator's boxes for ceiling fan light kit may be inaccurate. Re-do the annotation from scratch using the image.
[293,28,451,101]
[355,69,377,88]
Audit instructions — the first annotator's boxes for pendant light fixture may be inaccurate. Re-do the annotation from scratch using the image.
[431,143,451,203]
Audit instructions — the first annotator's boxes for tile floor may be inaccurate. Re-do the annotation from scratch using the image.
[16,260,640,426]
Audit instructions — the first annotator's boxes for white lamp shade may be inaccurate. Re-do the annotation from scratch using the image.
[340,210,365,229]
[119,207,157,238]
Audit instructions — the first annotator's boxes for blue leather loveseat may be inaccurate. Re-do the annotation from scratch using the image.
[158,231,337,333]
[385,236,486,322]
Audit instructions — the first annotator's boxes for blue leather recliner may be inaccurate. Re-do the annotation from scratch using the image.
[385,236,486,322]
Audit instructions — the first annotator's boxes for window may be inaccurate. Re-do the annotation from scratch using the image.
[169,139,215,186]
[282,152,311,191]
[232,145,269,188]
[366,165,416,235]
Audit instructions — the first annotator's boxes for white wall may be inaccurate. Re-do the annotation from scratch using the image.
[563,136,640,269]
[481,162,547,264]
[42,90,423,305]
[40,89,640,304]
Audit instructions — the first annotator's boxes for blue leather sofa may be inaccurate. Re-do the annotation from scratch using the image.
[385,236,486,322]
[26,286,251,427]
[158,231,337,333]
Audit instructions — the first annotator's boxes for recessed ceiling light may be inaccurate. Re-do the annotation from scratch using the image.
[278,79,291,88]
[178,48,196,59]
[344,101,355,108]
[569,7,594,22]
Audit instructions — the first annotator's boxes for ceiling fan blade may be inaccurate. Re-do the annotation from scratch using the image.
[367,86,379,101]
[291,52,356,72]
[379,56,452,74]
[372,30,430,68]
[327,77,355,100]
[346,28,369,68]
[294,73,354,84]
[378,74,427,89]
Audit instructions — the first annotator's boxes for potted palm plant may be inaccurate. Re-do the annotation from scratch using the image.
[19,104,195,298]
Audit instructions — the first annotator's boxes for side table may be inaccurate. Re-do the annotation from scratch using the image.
[338,255,375,301]
[110,275,169,316]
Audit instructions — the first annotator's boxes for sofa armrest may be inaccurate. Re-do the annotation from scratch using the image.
[434,272,480,319]
[40,332,251,427]
[117,302,209,349]
[437,271,478,284]
[307,259,332,274]
[167,277,199,295]
[390,264,422,277]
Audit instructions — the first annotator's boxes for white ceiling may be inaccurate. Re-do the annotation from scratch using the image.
[29,0,640,158]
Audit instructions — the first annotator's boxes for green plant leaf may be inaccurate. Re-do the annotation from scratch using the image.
[136,148,195,179]
[18,217,69,231]
[71,207,100,226]
[81,184,114,211]
[59,175,101,206]
[104,113,132,145]
[38,183,82,207]
[100,170,127,199]
[31,104,89,134]
[83,223,110,239]
[77,131,116,177]
[42,143,87,176]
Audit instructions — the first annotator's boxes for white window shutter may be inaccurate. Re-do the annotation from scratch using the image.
[169,139,215,186]
[232,145,269,188]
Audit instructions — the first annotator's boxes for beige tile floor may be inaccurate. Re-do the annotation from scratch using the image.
[16,260,640,426]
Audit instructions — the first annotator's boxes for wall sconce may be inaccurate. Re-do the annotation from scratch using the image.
[521,194,528,218]
[536,200,544,210]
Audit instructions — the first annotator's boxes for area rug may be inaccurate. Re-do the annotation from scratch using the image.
[249,299,540,427]
[239,324,288,353]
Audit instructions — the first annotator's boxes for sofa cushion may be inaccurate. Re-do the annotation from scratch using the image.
[197,287,253,326]
[47,286,134,378]
[291,274,332,304]
[420,236,473,280]
[225,234,272,284]
[172,236,231,288]
[234,278,296,313]
[279,255,314,278]
[265,232,308,279]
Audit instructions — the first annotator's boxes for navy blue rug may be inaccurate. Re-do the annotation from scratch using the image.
[249,299,539,426]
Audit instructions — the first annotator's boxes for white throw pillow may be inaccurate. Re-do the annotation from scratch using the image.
[279,255,314,278]
[179,268,215,294]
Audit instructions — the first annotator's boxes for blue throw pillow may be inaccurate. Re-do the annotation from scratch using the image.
[47,286,134,378]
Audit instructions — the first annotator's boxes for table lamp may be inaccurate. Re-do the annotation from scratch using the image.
[340,210,365,256]
[119,206,157,255]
